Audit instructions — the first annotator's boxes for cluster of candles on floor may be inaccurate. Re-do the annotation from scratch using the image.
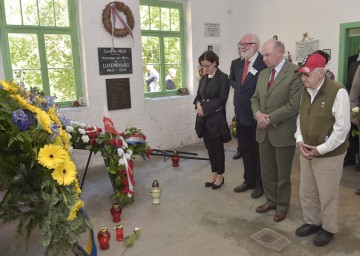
[97,203,123,250]
[98,180,162,250]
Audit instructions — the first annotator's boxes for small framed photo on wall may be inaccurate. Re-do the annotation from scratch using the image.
[206,44,220,54]
[323,49,331,60]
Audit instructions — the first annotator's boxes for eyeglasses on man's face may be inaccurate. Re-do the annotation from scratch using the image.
[238,42,256,48]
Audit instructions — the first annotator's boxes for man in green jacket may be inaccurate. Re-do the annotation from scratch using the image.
[251,39,302,222]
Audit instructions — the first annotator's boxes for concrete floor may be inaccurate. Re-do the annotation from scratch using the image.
[1,139,360,256]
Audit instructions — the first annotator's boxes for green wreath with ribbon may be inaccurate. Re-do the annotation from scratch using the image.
[102,1,135,38]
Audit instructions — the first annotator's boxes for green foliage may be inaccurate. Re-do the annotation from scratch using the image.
[124,228,141,247]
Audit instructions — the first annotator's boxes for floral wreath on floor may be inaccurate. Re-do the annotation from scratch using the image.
[0,81,90,255]
[66,122,151,206]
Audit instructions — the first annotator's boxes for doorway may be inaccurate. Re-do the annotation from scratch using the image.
[338,21,360,84]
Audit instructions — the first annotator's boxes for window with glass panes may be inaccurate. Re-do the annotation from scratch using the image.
[140,0,185,97]
[0,0,82,107]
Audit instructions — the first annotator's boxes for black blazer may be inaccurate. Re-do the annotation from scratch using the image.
[346,60,360,91]
[230,53,267,126]
[194,68,230,137]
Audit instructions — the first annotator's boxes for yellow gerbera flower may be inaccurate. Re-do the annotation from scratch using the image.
[48,107,62,126]
[37,144,68,169]
[73,179,82,195]
[1,80,20,94]
[10,94,36,112]
[67,199,85,221]
[35,109,53,134]
[52,159,76,186]
[35,95,46,103]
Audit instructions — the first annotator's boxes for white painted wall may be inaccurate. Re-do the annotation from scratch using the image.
[0,0,359,149]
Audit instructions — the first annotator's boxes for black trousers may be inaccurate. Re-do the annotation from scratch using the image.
[344,123,359,163]
[235,120,242,152]
[203,129,225,174]
[238,125,262,187]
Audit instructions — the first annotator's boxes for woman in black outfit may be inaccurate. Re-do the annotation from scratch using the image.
[194,50,231,190]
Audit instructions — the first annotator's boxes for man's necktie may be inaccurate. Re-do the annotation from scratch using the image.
[268,69,276,87]
[241,60,250,85]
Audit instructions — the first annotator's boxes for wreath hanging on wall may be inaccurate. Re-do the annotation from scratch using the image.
[102,1,135,38]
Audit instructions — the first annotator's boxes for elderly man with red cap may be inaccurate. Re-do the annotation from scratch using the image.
[294,50,350,246]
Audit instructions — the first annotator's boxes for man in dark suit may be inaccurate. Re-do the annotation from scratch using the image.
[229,47,243,161]
[251,39,302,222]
[344,46,360,167]
[230,33,267,199]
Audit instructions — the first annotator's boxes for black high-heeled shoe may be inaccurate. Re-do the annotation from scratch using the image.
[212,177,224,190]
[205,181,215,187]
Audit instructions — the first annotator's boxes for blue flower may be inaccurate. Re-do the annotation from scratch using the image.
[59,114,71,126]
[11,109,30,131]
[50,122,60,138]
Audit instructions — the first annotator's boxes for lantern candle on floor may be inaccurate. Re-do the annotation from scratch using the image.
[110,203,122,222]
[150,179,161,204]
[97,227,111,250]
[114,224,124,241]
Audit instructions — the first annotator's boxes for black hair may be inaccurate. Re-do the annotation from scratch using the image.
[198,50,220,67]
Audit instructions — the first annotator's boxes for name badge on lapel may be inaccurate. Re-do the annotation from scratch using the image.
[249,67,258,76]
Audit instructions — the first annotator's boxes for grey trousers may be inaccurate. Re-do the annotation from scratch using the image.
[299,152,345,233]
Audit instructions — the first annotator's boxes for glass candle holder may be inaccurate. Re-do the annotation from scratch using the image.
[97,227,111,250]
[110,203,122,223]
[114,224,124,241]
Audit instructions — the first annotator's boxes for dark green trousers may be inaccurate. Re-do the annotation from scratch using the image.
[259,134,295,211]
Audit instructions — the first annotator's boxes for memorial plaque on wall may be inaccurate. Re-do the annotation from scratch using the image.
[98,48,133,75]
[295,40,319,62]
[106,78,131,110]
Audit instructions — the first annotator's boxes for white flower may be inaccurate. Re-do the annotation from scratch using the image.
[68,134,72,139]
[352,107,359,113]
[123,141,128,149]
[65,126,74,132]
[125,153,131,160]
[81,135,90,143]
[117,148,124,156]
[78,128,85,134]
[134,227,141,231]
[127,149,133,156]
[80,123,87,128]
[118,158,126,165]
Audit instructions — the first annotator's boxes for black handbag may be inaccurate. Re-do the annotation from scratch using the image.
[222,123,232,143]
[195,115,205,138]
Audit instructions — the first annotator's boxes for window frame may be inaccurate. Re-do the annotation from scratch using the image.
[140,0,186,98]
[0,0,83,107]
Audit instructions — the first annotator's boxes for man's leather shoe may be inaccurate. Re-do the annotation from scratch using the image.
[251,187,264,199]
[295,224,321,237]
[313,228,334,246]
[355,188,360,195]
[234,182,254,193]
[256,203,276,213]
[233,151,242,160]
[273,210,287,222]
